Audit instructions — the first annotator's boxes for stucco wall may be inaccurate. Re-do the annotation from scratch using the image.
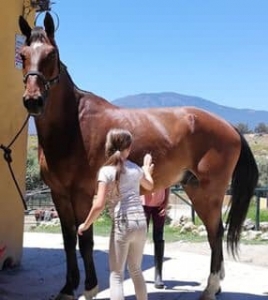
[0,0,35,269]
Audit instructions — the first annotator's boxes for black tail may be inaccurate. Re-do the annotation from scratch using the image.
[226,131,259,256]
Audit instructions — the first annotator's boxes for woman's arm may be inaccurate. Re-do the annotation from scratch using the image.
[161,187,170,209]
[77,181,108,235]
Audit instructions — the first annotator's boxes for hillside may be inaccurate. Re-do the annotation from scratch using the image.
[112,92,268,130]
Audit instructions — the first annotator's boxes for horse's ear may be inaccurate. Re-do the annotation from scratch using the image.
[18,15,31,42]
[44,12,55,38]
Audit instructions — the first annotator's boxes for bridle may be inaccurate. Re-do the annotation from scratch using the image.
[22,43,62,100]
[23,68,61,100]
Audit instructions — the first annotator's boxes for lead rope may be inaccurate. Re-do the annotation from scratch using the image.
[0,114,30,210]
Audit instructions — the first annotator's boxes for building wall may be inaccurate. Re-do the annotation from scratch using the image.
[0,0,35,269]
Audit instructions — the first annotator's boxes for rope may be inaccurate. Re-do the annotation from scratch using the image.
[0,114,30,210]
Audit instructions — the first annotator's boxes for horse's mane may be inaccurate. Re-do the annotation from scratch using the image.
[60,61,97,97]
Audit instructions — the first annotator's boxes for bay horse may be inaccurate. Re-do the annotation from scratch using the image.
[18,13,258,300]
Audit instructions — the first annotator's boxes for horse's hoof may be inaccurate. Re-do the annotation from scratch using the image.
[78,285,99,300]
[54,293,75,300]
[216,287,221,295]
[199,290,216,300]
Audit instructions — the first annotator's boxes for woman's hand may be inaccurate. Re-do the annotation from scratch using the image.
[77,223,87,236]
[141,153,154,190]
[142,153,154,175]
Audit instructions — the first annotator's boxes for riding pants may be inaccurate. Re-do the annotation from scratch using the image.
[109,216,147,300]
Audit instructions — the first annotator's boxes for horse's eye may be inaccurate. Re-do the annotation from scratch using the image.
[20,53,26,61]
[47,50,56,60]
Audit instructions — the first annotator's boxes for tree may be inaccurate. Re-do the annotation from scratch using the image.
[256,156,268,187]
[235,123,251,134]
[254,123,268,134]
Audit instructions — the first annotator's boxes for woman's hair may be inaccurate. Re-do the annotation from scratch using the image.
[104,128,133,193]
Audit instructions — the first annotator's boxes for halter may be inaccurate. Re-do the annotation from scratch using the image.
[23,69,60,99]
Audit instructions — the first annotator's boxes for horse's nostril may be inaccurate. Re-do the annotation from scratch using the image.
[37,96,44,107]
[23,96,44,116]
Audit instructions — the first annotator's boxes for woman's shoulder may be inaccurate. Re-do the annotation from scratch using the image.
[125,160,143,174]
[125,160,141,169]
[99,165,116,179]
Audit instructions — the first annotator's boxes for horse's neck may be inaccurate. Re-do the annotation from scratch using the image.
[35,71,79,145]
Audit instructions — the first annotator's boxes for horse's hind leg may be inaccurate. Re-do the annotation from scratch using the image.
[201,217,225,300]
[183,185,226,300]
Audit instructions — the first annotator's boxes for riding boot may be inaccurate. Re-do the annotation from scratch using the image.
[154,240,165,289]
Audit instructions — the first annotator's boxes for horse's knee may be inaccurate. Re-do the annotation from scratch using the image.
[79,234,94,256]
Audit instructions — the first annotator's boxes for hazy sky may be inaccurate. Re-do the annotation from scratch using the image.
[39,1,268,110]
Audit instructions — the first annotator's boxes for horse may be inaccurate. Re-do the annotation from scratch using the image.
[18,12,258,300]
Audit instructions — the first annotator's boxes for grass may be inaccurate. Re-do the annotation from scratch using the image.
[245,134,268,155]
[26,198,268,244]
[27,218,207,243]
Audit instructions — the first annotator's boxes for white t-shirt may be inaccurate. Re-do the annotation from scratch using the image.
[98,160,146,220]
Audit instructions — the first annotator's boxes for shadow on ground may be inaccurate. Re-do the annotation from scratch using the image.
[0,246,267,300]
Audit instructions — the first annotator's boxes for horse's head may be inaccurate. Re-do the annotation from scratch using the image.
[18,13,60,116]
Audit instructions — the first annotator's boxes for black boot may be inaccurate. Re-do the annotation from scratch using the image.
[154,240,165,289]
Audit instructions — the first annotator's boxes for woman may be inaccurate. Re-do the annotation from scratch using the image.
[78,128,154,300]
[141,188,170,289]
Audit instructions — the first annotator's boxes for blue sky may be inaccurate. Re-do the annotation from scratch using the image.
[40,1,267,110]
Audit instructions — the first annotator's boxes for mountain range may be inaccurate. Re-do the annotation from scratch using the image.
[28,92,268,134]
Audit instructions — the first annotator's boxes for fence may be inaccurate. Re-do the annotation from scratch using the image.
[171,185,268,230]
[24,186,268,230]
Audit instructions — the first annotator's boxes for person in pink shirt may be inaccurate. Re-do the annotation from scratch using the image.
[0,245,6,259]
[141,188,170,289]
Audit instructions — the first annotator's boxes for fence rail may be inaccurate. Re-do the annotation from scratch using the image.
[171,185,268,230]
[25,186,268,230]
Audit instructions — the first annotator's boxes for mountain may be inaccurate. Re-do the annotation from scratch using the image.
[28,92,268,134]
[112,92,268,130]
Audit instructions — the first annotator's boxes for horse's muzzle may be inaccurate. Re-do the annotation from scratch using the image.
[23,96,45,116]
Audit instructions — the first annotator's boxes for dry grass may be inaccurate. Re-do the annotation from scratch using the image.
[245,133,268,155]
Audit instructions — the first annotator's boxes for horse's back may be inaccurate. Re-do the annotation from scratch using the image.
[78,97,242,189]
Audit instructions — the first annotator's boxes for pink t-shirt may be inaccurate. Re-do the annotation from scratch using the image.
[141,189,165,207]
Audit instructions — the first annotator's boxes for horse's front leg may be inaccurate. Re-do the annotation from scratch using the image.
[73,191,98,300]
[52,192,80,300]
[77,226,98,300]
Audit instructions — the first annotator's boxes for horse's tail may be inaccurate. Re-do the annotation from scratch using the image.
[226,131,259,256]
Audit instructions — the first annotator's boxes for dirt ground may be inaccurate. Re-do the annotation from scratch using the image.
[169,240,268,268]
